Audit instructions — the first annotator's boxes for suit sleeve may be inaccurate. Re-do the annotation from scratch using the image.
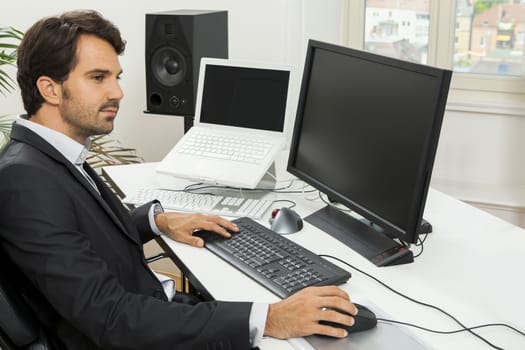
[0,163,253,350]
[129,200,159,243]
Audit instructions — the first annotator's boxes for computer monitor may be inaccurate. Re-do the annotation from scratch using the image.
[287,40,452,266]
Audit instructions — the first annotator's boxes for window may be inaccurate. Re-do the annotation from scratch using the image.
[345,0,525,103]
[364,1,430,64]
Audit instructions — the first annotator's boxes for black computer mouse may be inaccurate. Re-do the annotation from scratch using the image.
[270,207,303,234]
[320,303,377,334]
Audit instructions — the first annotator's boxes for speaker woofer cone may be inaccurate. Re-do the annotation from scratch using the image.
[151,46,187,87]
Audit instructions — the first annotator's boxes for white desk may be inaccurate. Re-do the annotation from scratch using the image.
[103,162,525,350]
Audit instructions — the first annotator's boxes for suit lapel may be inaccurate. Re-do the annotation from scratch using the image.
[9,124,141,246]
[83,163,141,243]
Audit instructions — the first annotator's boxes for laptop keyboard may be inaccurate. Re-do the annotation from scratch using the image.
[124,188,272,219]
[179,130,273,164]
[195,217,352,299]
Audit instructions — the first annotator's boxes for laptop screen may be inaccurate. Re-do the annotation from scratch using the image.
[199,64,289,132]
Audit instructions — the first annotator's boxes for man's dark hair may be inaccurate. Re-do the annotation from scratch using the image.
[17,10,126,116]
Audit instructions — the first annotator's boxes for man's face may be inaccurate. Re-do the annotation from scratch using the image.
[58,34,123,142]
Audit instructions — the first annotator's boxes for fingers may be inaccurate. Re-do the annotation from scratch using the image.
[298,286,356,315]
[318,308,355,327]
[307,285,351,300]
[316,323,349,338]
[178,234,204,248]
[215,216,239,232]
[160,212,239,246]
[315,297,357,317]
[194,214,235,238]
[265,285,356,339]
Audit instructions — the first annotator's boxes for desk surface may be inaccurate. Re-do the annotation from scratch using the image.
[104,162,525,350]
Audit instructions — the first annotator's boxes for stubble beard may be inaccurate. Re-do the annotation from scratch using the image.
[61,86,117,140]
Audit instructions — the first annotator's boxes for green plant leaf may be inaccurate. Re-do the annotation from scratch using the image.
[0,115,13,149]
[87,135,143,169]
[0,26,19,95]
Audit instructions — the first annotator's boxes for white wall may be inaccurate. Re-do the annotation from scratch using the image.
[431,105,525,227]
[433,108,525,187]
[0,0,344,162]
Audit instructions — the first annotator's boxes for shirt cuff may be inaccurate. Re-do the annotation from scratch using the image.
[147,202,164,236]
[249,302,269,347]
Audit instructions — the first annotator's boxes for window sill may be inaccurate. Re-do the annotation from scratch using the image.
[446,99,525,117]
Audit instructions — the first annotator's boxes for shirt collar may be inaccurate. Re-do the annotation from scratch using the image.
[16,115,92,166]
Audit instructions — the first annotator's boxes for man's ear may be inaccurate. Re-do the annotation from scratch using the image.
[35,76,61,105]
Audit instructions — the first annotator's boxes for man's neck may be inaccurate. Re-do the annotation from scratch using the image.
[30,107,87,144]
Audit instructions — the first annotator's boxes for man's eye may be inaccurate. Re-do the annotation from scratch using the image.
[92,75,104,81]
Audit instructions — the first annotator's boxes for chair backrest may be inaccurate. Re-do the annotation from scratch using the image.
[0,271,55,350]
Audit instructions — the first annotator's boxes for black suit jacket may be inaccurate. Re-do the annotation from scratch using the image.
[0,123,252,350]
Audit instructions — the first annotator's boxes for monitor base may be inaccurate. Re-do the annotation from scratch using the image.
[305,205,414,267]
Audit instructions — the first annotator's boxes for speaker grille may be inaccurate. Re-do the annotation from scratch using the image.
[151,46,187,87]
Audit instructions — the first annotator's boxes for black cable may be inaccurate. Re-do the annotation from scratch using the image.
[412,223,431,258]
[182,180,317,195]
[418,231,430,245]
[318,191,352,212]
[319,254,517,350]
[377,318,525,336]
[183,182,291,193]
[413,234,426,258]
[413,241,423,258]
[270,199,297,209]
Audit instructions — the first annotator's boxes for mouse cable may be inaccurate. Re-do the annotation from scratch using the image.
[270,199,297,209]
[376,318,525,337]
[182,180,318,195]
[182,181,294,193]
[318,254,523,349]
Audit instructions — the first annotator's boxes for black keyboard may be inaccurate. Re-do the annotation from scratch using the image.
[195,217,351,299]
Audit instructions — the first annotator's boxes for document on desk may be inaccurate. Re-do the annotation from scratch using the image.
[288,301,430,350]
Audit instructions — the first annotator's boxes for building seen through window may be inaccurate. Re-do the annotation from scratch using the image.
[364,0,525,77]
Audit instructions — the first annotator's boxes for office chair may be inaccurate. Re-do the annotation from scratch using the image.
[0,271,56,350]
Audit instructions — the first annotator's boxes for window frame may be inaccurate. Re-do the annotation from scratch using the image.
[343,0,525,107]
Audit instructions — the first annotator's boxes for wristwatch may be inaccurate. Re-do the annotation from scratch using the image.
[152,202,164,216]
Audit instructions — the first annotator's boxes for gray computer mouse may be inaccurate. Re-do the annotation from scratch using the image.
[270,207,303,234]
[320,303,377,334]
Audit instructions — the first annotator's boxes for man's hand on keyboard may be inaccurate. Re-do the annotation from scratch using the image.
[155,212,239,247]
[264,286,357,339]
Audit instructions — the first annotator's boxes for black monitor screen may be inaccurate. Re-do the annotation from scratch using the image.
[288,40,451,256]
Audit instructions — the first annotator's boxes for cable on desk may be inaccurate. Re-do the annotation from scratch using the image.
[376,318,525,337]
[182,179,318,195]
[270,199,297,209]
[319,254,524,350]
[413,232,429,258]
[317,192,353,212]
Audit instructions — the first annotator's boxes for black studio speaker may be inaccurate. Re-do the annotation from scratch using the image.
[145,10,228,122]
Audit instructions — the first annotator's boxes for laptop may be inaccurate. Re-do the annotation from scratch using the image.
[156,58,292,189]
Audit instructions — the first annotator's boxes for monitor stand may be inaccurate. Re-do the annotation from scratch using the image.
[305,205,414,266]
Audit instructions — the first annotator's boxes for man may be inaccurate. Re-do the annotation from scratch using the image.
[0,10,357,349]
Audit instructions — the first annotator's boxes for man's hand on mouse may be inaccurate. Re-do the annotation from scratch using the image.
[264,286,357,339]
[155,212,239,247]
